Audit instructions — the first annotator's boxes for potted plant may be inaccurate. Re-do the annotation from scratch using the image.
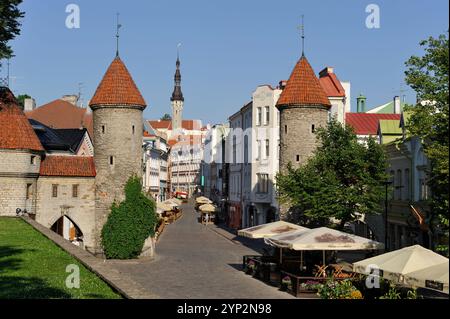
[281,275,293,292]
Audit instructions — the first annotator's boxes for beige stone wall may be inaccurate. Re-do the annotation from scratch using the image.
[0,149,40,216]
[278,105,328,219]
[35,176,96,251]
[279,106,328,172]
[93,106,144,254]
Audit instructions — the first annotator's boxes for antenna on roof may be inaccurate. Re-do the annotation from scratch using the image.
[177,43,182,61]
[6,58,10,88]
[78,82,84,107]
[116,13,122,57]
[298,15,305,57]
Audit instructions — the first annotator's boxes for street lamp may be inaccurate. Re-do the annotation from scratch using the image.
[383,180,393,252]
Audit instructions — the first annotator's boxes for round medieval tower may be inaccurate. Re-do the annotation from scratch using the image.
[89,56,147,254]
[276,55,331,219]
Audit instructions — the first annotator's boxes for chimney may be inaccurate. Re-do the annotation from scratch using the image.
[319,67,334,78]
[24,98,36,112]
[394,96,401,114]
[61,94,79,106]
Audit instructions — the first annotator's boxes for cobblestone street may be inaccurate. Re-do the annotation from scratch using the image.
[108,202,295,299]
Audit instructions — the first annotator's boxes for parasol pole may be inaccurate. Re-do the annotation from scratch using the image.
[279,248,283,264]
[300,251,304,271]
[322,250,326,266]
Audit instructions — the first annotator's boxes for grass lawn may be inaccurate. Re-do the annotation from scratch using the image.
[0,217,121,299]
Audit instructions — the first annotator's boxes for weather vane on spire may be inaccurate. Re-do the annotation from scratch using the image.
[298,15,305,57]
[116,13,122,57]
[177,43,182,61]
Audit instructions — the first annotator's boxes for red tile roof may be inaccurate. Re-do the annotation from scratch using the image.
[168,134,203,148]
[319,70,346,97]
[346,113,401,135]
[148,119,201,131]
[0,87,44,151]
[277,56,331,107]
[90,57,146,108]
[26,99,93,137]
[39,156,96,177]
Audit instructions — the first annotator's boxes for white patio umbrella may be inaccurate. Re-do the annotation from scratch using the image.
[265,227,383,266]
[403,260,449,294]
[238,221,308,239]
[239,221,309,264]
[196,196,212,204]
[353,245,448,285]
[199,203,216,213]
[157,202,173,211]
[164,199,180,207]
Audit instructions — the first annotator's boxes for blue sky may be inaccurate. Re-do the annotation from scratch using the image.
[3,0,448,125]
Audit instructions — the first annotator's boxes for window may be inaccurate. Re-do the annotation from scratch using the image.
[72,184,79,198]
[257,174,269,193]
[244,135,248,164]
[404,169,410,200]
[296,155,300,162]
[257,107,262,126]
[420,178,429,201]
[132,125,135,135]
[390,170,395,199]
[265,139,270,158]
[30,156,36,165]
[102,125,105,134]
[26,184,33,200]
[257,140,261,161]
[284,125,288,134]
[311,124,316,133]
[232,136,237,164]
[52,184,58,198]
[110,156,114,165]
[265,106,270,125]
[396,169,402,200]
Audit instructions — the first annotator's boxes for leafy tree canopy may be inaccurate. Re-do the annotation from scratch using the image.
[0,0,24,62]
[277,118,388,229]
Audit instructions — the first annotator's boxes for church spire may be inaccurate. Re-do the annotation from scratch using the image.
[171,48,184,102]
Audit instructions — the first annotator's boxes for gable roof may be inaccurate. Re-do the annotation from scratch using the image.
[319,68,346,97]
[277,56,331,107]
[346,113,401,135]
[39,156,96,177]
[90,57,146,108]
[147,119,202,131]
[26,99,93,136]
[367,100,407,113]
[0,87,44,152]
[54,128,88,152]
[29,119,71,151]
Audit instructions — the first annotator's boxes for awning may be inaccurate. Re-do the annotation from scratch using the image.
[353,245,448,284]
[265,227,384,251]
[199,203,216,212]
[403,260,449,294]
[238,221,308,239]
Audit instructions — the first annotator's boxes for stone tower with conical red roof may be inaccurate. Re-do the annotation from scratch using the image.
[89,56,147,254]
[276,56,331,219]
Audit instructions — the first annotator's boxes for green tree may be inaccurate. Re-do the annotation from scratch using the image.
[101,176,158,259]
[404,33,449,255]
[0,0,24,62]
[161,113,172,120]
[16,93,30,109]
[277,118,388,229]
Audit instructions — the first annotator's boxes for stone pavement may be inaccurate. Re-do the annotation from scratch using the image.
[107,202,295,299]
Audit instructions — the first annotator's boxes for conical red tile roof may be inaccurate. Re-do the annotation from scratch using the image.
[277,56,331,108]
[89,57,146,108]
[0,87,44,151]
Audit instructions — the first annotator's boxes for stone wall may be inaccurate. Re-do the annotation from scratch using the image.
[93,106,143,254]
[35,176,96,252]
[0,149,40,216]
[279,106,328,172]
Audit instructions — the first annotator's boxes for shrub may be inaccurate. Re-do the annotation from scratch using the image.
[317,279,362,299]
[101,176,158,259]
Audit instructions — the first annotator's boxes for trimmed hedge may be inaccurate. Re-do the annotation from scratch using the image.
[101,176,158,259]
